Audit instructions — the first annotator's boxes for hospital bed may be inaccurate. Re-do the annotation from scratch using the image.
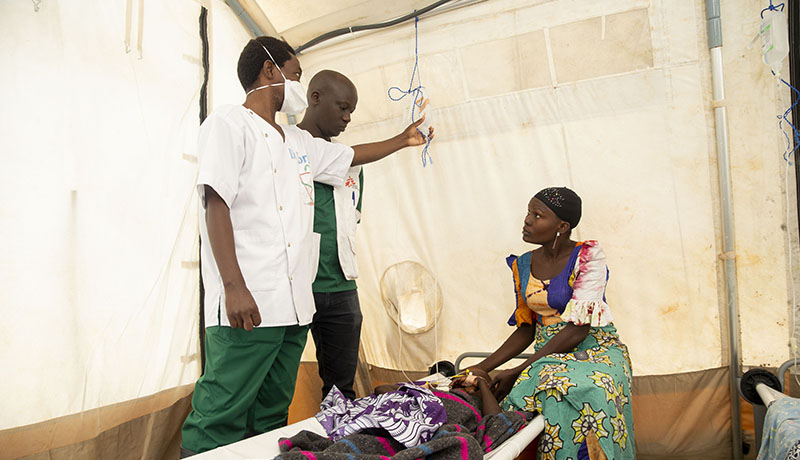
[192,355,545,460]
[740,359,800,457]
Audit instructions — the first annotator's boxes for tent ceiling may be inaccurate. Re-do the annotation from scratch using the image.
[253,0,461,49]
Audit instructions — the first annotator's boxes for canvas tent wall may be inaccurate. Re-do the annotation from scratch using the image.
[0,1,208,458]
[0,0,797,459]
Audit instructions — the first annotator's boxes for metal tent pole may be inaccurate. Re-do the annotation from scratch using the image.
[705,0,743,457]
[224,0,264,37]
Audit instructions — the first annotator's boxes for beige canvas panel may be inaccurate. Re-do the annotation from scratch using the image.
[2,385,192,460]
[549,8,654,84]
[633,367,732,459]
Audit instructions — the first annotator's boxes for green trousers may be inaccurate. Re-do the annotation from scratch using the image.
[181,325,309,453]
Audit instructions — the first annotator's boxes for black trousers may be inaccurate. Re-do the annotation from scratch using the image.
[310,289,363,400]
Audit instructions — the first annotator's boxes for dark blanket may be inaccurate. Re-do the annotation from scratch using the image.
[276,388,535,460]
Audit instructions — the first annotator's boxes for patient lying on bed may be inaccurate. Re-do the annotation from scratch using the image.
[276,369,535,460]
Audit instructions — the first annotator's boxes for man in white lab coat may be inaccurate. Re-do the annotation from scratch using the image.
[181,37,432,455]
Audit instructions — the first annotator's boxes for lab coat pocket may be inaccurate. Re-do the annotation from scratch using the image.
[340,234,358,280]
[233,228,282,291]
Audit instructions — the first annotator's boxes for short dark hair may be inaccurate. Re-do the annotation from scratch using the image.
[237,36,295,91]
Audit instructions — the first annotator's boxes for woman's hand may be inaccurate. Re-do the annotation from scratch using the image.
[490,367,522,401]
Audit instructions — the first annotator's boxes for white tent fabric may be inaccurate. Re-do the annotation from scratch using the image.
[0,0,797,457]
[208,0,252,112]
[294,0,796,375]
[1,0,203,431]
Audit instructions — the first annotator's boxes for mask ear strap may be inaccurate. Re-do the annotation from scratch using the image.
[257,41,287,80]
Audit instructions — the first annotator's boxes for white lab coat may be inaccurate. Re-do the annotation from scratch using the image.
[196,105,353,328]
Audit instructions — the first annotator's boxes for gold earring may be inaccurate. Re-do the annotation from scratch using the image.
[552,231,560,249]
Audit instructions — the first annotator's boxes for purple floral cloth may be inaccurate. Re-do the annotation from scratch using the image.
[315,384,447,448]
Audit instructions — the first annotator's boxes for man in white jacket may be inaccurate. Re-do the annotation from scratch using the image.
[182,39,431,455]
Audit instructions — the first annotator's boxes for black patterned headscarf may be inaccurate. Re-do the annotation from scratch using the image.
[534,187,582,229]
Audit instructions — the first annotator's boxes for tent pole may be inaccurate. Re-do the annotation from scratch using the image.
[224,0,264,37]
[706,0,743,458]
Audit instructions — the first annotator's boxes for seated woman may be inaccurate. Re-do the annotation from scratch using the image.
[459,187,634,460]
[276,369,535,460]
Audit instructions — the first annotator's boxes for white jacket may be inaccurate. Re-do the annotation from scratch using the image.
[332,166,362,280]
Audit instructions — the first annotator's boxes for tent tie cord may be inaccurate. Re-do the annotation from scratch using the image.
[710,98,727,109]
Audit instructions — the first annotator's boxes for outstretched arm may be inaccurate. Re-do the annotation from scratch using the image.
[472,324,536,373]
[351,116,434,166]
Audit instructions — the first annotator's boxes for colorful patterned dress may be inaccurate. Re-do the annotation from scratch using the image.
[500,241,635,460]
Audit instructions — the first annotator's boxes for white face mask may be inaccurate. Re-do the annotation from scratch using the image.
[245,42,308,116]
